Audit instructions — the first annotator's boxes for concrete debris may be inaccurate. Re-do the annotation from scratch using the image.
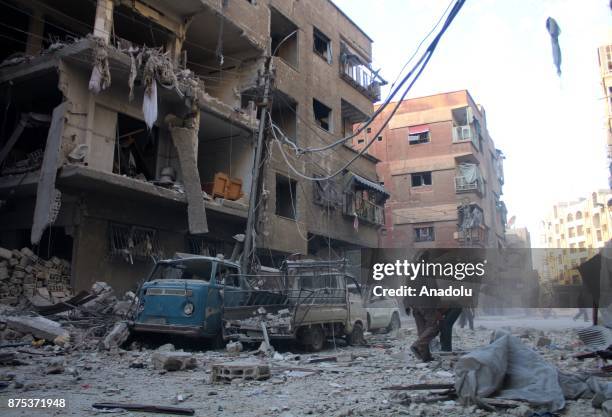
[45,358,64,375]
[226,341,243,354]
[101,321,130,351]
[602,400,612,417]
[3,315,69,346]
[536,336,552,348]
[152,351,198,372]
[156,343,176,352]
[88,36,111,94]
[210,361,270,383]
[0,246,72,306]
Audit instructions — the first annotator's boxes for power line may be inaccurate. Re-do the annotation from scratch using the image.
[272,0,466,181]
[293,0,464,155]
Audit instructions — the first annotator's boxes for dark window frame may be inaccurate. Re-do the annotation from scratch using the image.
[415,226,435,242]
[313,27,332,64]
[411,172,432,187]
[275,174,297,220]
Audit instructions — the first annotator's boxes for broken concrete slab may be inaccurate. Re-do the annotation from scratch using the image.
[152,351,198,372]
[45,358,64,375]
[3,315,69,346]
[226,341,243,354]
[156,343,176,352]
[210,361,270,383]
[169,126,208,234]
[31,102,67,245]
[101,321,130,350]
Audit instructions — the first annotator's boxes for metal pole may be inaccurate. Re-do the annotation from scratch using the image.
[242,57,272,275]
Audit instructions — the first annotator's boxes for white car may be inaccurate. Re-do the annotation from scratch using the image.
[348,285,401,333]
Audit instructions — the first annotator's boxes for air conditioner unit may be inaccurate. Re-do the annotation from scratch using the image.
[458,125,472,140]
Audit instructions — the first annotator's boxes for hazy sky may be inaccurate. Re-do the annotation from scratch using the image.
[334,0,611,243]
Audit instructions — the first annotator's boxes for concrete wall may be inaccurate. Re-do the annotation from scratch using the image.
[355,90,506,249]
[256,0,382,255]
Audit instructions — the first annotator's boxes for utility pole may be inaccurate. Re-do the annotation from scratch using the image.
[242,57,273,275]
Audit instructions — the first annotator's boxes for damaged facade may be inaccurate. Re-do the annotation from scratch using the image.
[352,90,507,249]
[0,0,387,295]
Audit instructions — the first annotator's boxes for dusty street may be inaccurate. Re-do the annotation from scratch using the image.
[0,313,608,417]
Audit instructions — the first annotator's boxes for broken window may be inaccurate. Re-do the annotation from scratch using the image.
[411,172,432,187]
[270,7,298,69]
[109,223,162,262]
[187,236,227,257]
[313,98,332,132]
[313,177,342,208]
[0,2,29,61]
[112,4,170,49]
[414,226,435,242]
[113,113,158,180]
[276,174,297,220]
[313,27,332,63]
[457,204,485,243]
[0,73,62,176]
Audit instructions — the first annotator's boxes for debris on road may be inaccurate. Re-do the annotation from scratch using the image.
[152,351,198,372]
[92,402,195,416]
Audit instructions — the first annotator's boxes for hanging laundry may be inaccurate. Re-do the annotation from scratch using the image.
[546,17,562,76]
[142,79,158,130]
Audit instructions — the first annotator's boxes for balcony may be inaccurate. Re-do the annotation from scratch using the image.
[345,192,385,226]
[455,176,482,194]
[452,125,474,143]
[454,225,487,245]
[340,43,386,102]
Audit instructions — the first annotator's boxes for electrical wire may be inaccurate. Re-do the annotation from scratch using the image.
[288,0,464,155]
[272,0,466,180]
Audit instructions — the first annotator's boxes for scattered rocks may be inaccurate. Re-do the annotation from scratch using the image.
[226,341,243,354]
[45,358,64,375]
[536,336,552,348]
[101,321,130,350]
[156,343,175,352]
[152,351,197,371]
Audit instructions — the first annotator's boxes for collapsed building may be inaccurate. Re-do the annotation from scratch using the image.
[0,0,389,295]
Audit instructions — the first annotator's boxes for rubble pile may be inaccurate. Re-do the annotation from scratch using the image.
[0,246,72,306]
[226,307,293,336]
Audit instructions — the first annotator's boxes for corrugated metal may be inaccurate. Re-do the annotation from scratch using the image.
[351,173,390,197]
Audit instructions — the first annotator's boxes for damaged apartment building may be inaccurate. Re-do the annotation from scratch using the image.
[0,0,388,296]
[352,90,507,249]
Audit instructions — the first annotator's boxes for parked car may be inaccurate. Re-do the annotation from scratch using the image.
[348,284,401,333]
[224,260,367,351]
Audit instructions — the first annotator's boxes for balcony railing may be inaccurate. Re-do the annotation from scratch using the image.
[455,176,481,193]
[452,125,473,142]
[345,192,385,226]
[454,226,487,245]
